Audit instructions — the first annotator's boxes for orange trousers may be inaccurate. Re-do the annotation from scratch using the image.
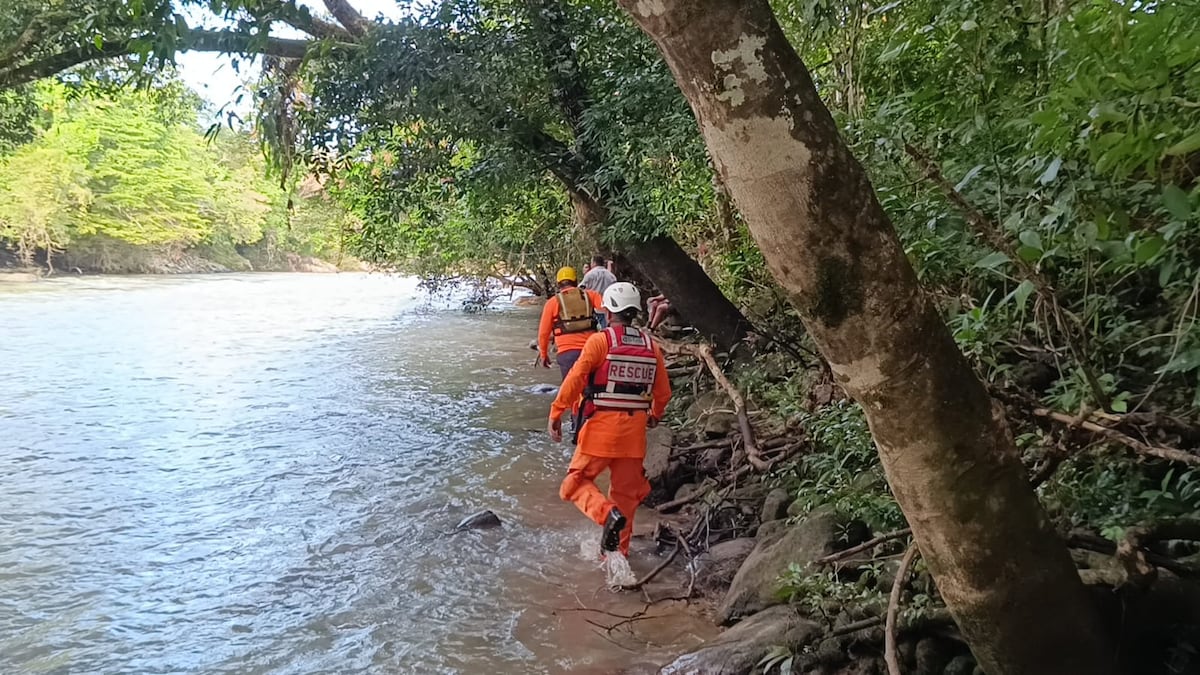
[559,450,650,555]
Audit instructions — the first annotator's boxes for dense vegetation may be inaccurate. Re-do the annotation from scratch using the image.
[0,81,353,273]
[2,0,1197,672]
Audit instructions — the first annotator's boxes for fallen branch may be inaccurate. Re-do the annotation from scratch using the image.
[827,616,882,638]
[1034,408,1200,466]
[622,530,684,591]
[674,436,737,452]
[655,486,716,513]
[886,545,921,675]
[1068,530,1199,579]
[656,441,804,513]
[816,528,912,566]
[694,342,770,471]
[666,365,702,378]
[671,434,792,457]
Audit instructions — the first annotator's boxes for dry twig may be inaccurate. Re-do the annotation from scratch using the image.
[816,529,913,566]
[622,530,684,591]
[1034,408,1200,466]
[693,342,770,471]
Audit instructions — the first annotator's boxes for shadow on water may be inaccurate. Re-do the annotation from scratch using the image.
[0,273,715,674]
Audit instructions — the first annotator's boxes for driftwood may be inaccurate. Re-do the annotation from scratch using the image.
[655,441,805,513]
[816,529,913,566]
[622,530,684,591]
[657,337,772,471]
[1068,529,1199,579]
[693,342,770,471]
[1034,407,1200,467]
[885,545,921,675]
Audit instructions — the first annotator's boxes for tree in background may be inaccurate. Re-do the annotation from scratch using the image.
[0,82,350,272]
[0,0,753,350]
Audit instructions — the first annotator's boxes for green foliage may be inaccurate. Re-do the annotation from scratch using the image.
[1041,456,1200,539]
[786,403,905,532]
[0,81,347,270]
[797,0,1200,413]
[772,562,888,614]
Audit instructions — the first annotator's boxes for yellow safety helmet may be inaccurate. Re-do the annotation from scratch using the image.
[556,266,578,283]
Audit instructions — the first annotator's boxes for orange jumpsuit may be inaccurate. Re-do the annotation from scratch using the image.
[537,288,605,363]
[550,328,671,555]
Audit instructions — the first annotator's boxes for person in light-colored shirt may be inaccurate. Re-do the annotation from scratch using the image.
[579,255,616,296]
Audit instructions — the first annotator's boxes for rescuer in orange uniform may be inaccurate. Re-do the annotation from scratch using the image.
[537,266,605,380]
[548,282,671,555]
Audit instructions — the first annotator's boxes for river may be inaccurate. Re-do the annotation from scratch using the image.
[0,274,713,674]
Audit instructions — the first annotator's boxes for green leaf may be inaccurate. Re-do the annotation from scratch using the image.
[1158,349,1200,375]
[1018,230,1043,251]
[1017,245,1041,262]
[1110,398,1127,413]
[1159,259,1177,286]
[1037,157,1062,185]
[93,35,103,50]
[961,19,978,31]
[1164,131,1200,157]
[1134,235,1165,263]
[1163,185,1192,221]
[974,251,1010,269]
[1011,279,1036,311]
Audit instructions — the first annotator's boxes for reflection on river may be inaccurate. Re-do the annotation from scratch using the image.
[0,274,713,674]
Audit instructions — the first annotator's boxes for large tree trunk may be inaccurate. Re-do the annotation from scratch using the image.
[622,234,753,353]
[616,1,1116,673]
[569,188,752,352]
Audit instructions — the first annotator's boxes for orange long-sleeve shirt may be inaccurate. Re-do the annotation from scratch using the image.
[550,329,672,458]
[537,288,605,360]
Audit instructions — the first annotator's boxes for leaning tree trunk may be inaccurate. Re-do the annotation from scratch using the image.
[570,189,752,352]
[622,234,753,352]
[616,1,1116,673]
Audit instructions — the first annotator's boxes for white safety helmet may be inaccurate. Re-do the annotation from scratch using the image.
[602,282,641,313]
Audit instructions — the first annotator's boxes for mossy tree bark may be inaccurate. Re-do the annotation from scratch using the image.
[615,1,1117,672]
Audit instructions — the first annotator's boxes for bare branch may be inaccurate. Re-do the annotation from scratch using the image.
[280,13,353,40]
[0,29,316,90]
[885,545,921,675]
[323,0,370,37]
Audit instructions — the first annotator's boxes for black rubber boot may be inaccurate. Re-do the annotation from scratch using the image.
[601,506,627,553]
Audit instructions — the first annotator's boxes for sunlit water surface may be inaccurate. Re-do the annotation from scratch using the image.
[0,273,713,674]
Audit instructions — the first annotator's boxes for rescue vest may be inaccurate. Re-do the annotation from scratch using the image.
[553,287,597,335]
[582,325,657,417]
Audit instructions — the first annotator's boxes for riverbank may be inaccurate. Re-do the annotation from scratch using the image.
[0,248,358,278]
[627,337,1200,675]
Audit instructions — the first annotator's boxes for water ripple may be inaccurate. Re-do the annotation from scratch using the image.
[0,274,714,673]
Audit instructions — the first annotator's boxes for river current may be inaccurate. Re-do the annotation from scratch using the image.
[0,274,712,674]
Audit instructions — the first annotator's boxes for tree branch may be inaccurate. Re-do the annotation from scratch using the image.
[280,13,353,40]
[1033,407,1200,467]
[885,545,921,675]
[0,29,316,90]
[693,342,769,471]
[323,0,370,37]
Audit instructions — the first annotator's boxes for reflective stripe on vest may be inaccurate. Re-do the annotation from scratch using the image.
[586,325,655,414]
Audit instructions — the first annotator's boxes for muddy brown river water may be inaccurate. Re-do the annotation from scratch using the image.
[0,273,714,674]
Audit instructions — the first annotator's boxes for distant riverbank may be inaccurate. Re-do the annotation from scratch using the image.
[0,246,360,278]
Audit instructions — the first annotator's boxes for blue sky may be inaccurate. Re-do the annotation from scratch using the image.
[177,0,405,114]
